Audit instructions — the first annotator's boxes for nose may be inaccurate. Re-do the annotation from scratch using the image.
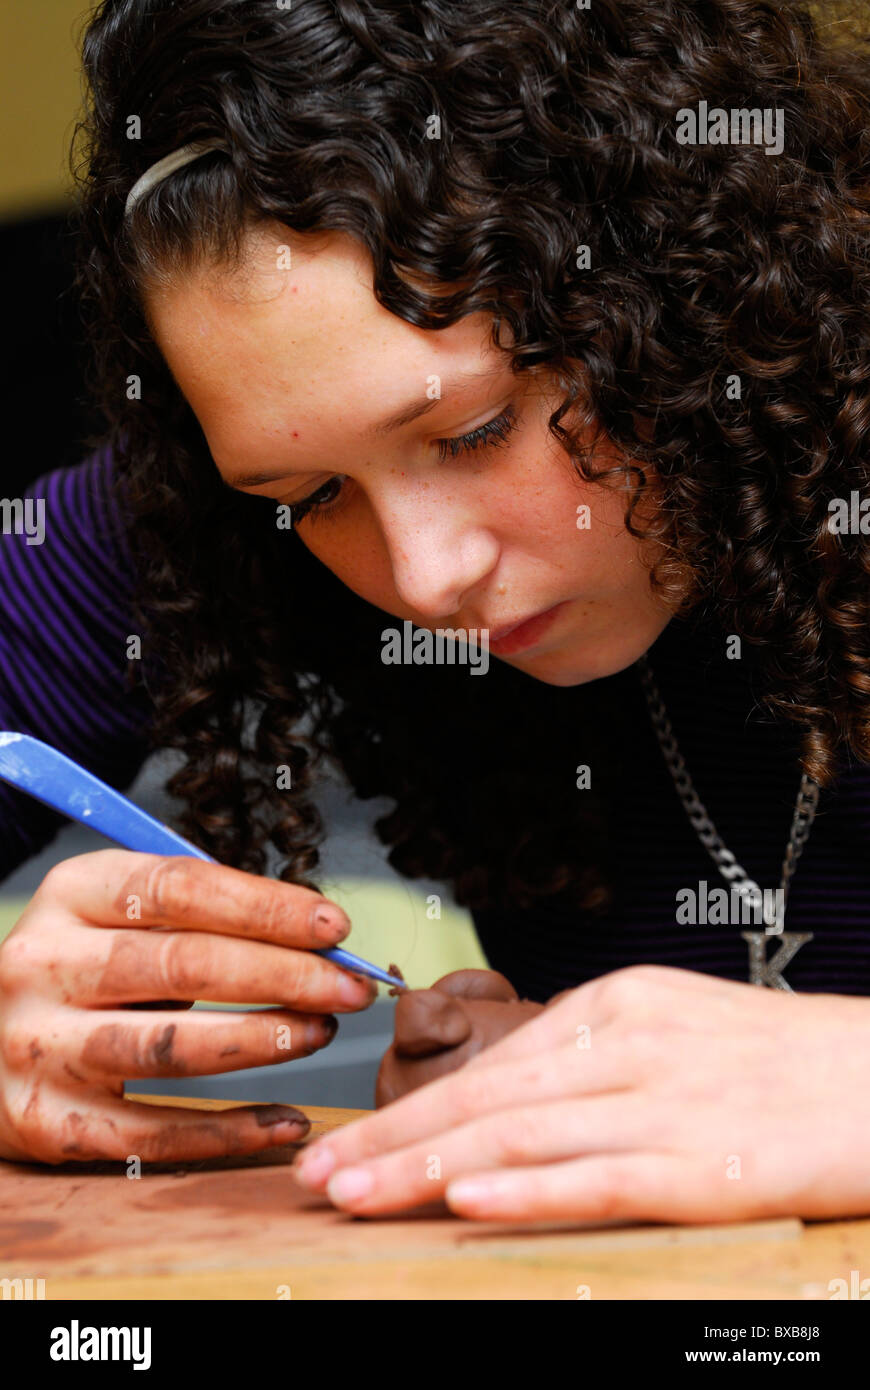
[376,485,500,621]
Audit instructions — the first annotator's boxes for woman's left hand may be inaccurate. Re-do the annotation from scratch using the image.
[292,964,870,1222]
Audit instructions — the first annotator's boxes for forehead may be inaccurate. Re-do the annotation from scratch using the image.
[143,224,498,464]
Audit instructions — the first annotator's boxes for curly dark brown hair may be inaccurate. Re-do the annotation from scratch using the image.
[72,0,870,914]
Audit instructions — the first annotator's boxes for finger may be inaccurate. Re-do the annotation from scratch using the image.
[294,1036,638,1189]
[294,969,739,1185]
[36,1006,338,1080]
[446,1153,694,1224]
[38,851,350,949]
[319,1094,648,1216]
[20,1086,311,1165]
[46,923,377,1014]
[461,964,744,1073]
[431,970,519,1002]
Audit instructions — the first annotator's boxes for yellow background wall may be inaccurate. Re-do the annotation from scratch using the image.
[0,0,89,219]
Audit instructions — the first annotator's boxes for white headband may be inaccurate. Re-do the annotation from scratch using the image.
[124,139,228,217]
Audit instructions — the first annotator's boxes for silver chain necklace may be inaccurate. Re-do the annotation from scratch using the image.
[636,654,820,988]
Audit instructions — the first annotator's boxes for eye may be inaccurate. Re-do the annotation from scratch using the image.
[436,404,518,460]
[290,404,519,524]
[290,474,348,524]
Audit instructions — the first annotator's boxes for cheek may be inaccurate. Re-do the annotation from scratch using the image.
[496,440,637,580]
[296,516,401,611]
[517,431,655,594]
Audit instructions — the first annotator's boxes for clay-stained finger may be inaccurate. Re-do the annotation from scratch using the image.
[12,1084,311,1165]
[37,850,350,949]
[15,1006,339,1081]
[41,923,376,1014]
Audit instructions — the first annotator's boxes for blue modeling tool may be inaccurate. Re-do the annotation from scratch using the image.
[0,732,407,992]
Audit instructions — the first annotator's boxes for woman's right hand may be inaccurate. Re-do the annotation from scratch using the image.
[0,850,377,1164]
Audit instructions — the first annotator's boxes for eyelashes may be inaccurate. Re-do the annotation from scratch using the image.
[291,403,519,525]
[290,474,347,524]
[435,402,518,460]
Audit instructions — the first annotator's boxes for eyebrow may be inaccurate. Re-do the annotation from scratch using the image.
[225,364,506,489]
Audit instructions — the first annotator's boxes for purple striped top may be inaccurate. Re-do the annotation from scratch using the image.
[2,450,870,997]
[0,450,150,874]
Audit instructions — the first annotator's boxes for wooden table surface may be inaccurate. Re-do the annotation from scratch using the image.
[1,1094,868,1300]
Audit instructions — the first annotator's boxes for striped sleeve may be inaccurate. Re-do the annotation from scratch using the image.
[0,447,153,877]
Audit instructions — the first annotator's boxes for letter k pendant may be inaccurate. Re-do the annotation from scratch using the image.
[740,931,814,991]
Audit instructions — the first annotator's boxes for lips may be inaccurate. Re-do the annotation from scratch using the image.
[488,615,534,643]
[484,602,569,656]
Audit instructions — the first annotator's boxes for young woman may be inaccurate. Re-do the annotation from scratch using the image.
[1,0,869,1224]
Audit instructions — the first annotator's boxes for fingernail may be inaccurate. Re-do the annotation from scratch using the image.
[338,972,377,1006]
[304,1016,338,1053]
[327,1167,373,1206]
[311,904,350,945]
[294,1143,336,1188]
[253,1104,309,1132]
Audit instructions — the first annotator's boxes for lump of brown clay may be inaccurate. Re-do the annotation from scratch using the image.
[387,962,405,997]
[375,968,544,1107]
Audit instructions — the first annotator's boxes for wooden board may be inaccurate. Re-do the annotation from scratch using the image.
[1,1094,868,1299]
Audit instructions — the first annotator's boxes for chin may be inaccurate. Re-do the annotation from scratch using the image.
[506,628,664,687]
